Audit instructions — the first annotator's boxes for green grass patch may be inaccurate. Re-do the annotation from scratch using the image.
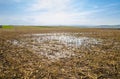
[2,25,14,29]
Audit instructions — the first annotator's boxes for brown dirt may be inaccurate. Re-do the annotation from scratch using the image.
[0,27,120,79]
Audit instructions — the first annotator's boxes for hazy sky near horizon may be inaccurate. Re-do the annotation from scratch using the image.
[0,0,120,25]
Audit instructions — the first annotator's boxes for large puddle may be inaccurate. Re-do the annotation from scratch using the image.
[12,33,102,61]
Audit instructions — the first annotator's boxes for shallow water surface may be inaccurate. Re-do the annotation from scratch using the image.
[12,33,102,61]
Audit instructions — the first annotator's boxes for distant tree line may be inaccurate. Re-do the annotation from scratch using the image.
[0,25,2,28]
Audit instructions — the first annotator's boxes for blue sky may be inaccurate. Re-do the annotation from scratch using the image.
[0,0,120,25]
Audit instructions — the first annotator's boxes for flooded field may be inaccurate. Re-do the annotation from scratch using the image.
[0,27,120,79]
[12,33,102,61]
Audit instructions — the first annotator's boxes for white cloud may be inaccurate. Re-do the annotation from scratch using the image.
[1,0,119,25]
[28,0,71,12]
[24,0,100,25]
